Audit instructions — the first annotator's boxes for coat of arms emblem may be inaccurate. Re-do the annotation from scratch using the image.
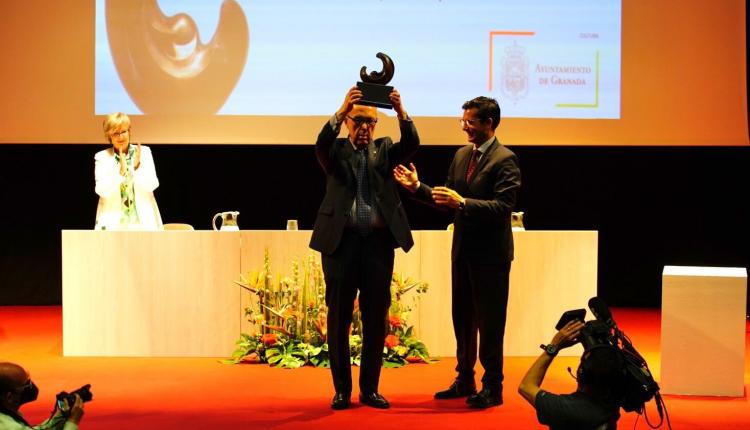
[500,41,529,102]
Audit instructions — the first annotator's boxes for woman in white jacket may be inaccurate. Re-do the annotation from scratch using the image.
[94,112,163,230]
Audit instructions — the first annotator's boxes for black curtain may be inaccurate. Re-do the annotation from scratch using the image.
[1,144,748,308]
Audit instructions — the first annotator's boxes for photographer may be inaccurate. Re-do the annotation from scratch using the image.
[0,363,84,430]
[518,321,623,430]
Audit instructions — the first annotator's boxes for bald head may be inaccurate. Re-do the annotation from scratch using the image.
[0,362,27,393]
[350,105,377,118]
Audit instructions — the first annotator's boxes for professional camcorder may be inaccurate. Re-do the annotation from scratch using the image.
[557,298,669,428]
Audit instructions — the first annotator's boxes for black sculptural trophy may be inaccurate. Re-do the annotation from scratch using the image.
[357,53,395,109]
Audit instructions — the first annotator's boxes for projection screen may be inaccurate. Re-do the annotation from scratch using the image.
[0,0,746,145]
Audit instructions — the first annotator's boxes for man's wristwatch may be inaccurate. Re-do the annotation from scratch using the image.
[540,343,559,357]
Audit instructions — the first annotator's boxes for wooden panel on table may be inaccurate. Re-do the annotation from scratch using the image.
[506,231,598,357]
[408,230,455,358]
[62,230,241,356]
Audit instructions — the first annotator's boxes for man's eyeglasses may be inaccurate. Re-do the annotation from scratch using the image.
[459,118,483,127]
[14,379,33,393]
[347,116,378,128]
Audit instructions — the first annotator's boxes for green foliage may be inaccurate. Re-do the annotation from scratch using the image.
[226,251,433,368]
[349,335,362,366]
[266,339,309,369]
[308,343,330,368]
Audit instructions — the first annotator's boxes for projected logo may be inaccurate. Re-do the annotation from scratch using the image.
[105,0,249,114]
[500,42,529,103]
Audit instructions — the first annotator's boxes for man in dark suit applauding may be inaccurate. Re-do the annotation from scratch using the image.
[310,86,419,410]
[393,96,520,408]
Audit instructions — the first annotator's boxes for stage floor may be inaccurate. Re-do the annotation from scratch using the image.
[1,306,748,429]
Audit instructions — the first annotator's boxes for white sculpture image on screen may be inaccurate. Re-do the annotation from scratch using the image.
[105,0,249,114]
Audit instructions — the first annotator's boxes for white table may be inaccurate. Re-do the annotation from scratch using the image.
[63,230,598,357]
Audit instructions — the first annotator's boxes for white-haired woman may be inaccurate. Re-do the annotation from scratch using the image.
[94,112,163,230]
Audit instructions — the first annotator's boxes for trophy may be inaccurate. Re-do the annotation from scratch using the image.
[357,52,395,109]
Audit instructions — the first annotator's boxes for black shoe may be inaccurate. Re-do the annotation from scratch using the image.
[434,380,477,399]
[331,392,351,410]
[466,388,503,408]
[359,392,390,409]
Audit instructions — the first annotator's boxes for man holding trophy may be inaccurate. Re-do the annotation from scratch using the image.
[309,54,420,410]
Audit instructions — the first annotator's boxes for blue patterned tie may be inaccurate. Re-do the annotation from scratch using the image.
[355,148,372,234]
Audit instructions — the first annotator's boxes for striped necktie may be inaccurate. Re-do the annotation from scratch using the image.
[466,148,479,181]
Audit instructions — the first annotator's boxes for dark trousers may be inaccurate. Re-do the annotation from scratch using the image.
[322,228,394,394]
[451,257,511,391]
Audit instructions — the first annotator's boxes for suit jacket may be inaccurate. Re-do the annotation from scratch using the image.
[94,145,163,231]
[416,138,520,263]
[310,118,419,255]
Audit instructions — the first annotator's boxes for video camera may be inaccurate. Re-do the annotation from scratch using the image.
[55,384,93,414]
[557,298,666,426]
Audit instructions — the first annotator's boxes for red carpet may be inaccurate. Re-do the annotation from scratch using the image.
[1,306,748,429]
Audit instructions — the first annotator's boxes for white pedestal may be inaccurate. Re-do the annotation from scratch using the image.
[661,265,747,396]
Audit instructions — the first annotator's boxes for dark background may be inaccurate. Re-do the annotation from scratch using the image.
[1,143,748,309]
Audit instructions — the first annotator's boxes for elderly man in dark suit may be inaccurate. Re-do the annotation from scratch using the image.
[310,86,419,410]
[393,96,520,408]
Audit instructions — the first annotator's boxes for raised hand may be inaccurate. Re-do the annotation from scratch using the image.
[393,163,419,192]
[68,394,85,425]
[389,89,408,119]
[335,86,363,122]
[550,320,585,350]
[118,147,128,176]
[134,142,142,170]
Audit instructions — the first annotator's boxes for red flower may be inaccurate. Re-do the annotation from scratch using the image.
[406,356,424,363]
[242,352,262,364]
[261,333,278,346]
[388,315,403,328]
[384,334,400,348]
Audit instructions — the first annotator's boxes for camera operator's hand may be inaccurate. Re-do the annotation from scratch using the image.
[61,394,85,425]
[69,395,85,424]
[519,319,586,407]
[550,320,585,350]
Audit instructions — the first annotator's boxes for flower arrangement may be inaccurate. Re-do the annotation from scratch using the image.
[224,250,432,368]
